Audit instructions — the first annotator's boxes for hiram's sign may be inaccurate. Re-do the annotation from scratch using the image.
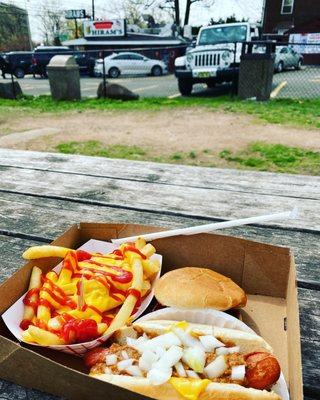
[83,19,126,37]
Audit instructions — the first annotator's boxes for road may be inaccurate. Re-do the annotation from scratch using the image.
[1,67,319,99]
[272,66,320,99]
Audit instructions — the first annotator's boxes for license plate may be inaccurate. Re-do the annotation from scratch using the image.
[198,72,210,78]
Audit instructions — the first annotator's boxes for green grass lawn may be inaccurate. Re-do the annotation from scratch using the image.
[57,140,320,175]
[0,95,320,129]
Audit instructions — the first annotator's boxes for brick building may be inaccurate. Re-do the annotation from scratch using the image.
[263,0,320,34]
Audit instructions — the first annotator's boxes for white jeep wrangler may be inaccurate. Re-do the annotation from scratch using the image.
[175,22,260,95]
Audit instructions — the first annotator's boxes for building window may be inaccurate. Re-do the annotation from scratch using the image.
[281,0,294,14]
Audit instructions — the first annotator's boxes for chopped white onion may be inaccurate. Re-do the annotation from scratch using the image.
[147,368,172,385]
[117,359,134,371]
[186,370,200,379]
[154,345,183,370]
[172,328,204,350]
[199,335,225,352]
[216,346,240,356]
[174,362,187,378]
[204,355,228,379]
[231,365,246,381]
[126,337,138,347]
[182,346,206,373]
[127,336,149,353]
[121,350,129,360]
[139,350,158,372]
[154,346,166,359]
[146,332,181,349]
[105,354,117,366]
[104,366,112,374]
[126,365,143,377]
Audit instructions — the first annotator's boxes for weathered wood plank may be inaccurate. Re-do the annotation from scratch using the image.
[0,167,319,231]
[0,235,319,398]
[0,149,319,199]
[0,379,59,400]
[0,235,43,282]
[0,192,319,284]
[301,338,320,399]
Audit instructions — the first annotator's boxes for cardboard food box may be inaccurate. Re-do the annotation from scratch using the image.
[0,223,303,400]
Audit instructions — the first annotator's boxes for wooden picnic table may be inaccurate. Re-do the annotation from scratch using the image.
[0,149,318,400]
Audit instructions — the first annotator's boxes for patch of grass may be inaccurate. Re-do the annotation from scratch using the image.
[170,152,183,160]
[57,140,319,175]
[0,95,320,129]
[219,142,320,175]
[57,140,146,160]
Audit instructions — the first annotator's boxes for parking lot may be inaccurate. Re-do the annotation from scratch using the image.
[1,66,319,99]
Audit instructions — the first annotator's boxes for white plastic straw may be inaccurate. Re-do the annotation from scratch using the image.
[111,208,298,245]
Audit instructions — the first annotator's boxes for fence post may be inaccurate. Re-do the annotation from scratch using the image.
[231,42,237,96]
[102,50,107,98]
[10,72,16,100]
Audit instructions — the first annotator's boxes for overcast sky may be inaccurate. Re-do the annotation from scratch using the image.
[5,0,263,41]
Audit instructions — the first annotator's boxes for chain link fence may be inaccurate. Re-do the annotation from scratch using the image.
[1,42,319,100]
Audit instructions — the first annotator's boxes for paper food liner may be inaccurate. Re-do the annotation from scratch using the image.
[2,239,162,356]
[136,307,289,400]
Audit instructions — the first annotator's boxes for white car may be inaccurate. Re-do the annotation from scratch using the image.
[94,52,167,78]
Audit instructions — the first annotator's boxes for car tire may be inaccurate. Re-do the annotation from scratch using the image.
[178,78,193,96]
[14,67,25,79]
[108,67,120,78]
[151,65,162,76]
[295,59,302,70]
[207,80,216,89]
[276,61,284,73]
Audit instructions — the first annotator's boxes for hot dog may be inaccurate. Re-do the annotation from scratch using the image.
[86,320,281,400]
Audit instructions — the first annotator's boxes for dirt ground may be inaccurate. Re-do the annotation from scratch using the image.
[1,108,320,154]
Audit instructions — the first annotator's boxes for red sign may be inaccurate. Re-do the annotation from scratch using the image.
[93,21,113,30]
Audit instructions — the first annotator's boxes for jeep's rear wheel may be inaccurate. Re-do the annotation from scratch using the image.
[178,78,193,95]
[207,80,216,89]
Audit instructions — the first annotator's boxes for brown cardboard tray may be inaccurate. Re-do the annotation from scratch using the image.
[0,223,303,400]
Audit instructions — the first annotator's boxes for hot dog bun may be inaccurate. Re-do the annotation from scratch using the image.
[132,320,273,354]
[92,374,281,400]
[90,320,281,400]
[154,268,247,310]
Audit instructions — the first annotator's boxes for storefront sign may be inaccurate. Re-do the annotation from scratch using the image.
[65,9,86,19]
[290,33,320,54]
[83,20,126,37]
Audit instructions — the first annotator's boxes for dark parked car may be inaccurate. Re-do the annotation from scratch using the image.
[31,46,98,77]
[0,51,33,78]
[31,46,72,77]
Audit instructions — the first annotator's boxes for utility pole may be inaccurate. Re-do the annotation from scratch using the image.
[25,0,33,50]
[92,0,95,20]
[74,18,79,38]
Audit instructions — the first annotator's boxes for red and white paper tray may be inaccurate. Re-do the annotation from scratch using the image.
[2,239,162,356]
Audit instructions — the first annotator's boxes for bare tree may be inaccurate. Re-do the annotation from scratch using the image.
[158,0,180,26]
[184,1,215,26]
[107,0,170,28]
[157,1,215,27]
[39,0,66,44]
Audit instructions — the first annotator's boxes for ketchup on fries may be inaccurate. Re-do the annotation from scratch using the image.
[20,238,159,346]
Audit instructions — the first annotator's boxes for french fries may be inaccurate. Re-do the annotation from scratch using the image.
[23,245,71,260]
[19,238,160,346]
[104,258,143,336]
[20,266,42,329]
[22,326,65,346]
